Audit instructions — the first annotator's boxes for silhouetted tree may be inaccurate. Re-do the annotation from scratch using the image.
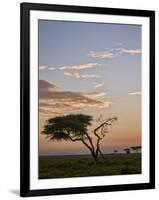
[114,150,118,154]
[42,114,117,164]
[123,148,130,154]
[131,146,141,153]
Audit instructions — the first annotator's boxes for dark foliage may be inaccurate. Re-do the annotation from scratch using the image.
[42,114,93,141]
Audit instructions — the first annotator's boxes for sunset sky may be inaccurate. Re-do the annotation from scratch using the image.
[38,20,141,155]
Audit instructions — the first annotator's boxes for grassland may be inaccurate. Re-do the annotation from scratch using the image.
[39,153,141,179]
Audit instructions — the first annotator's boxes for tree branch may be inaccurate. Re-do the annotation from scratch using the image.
[84,133,95,153]
[68,135,93,153]
[94,117,117,157]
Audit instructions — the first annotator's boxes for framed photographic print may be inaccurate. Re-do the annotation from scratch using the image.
[20,2,155,197]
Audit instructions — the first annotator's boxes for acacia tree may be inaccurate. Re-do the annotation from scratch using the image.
[42,114,117,164]
[131,146,141,153]
[114,150,118,154]
[123,148,131,154]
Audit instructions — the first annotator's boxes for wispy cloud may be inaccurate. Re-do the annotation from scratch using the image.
[128,91,141,95]
[88,48,141,59]
[48,67,56,70]
[64,72,81,79]
[81,74,99,78]
[39,91,112,114]
[60,63,100,70]
[39,80,60,91]
[84,92,106,98]
[64,72,99,79]
[39,65,56,71]
[120,48,141,55]
[39,107,62,116]
[39,65,47,70]
[39,80,112,116]
[94,82,105,88]
[88,51,115,58]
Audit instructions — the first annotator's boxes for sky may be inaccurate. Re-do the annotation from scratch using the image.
[38,20,141,155]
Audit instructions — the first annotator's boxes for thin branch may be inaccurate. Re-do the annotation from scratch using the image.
[84,133,95,153]
[94,118,115,134]
[68,135,93,152]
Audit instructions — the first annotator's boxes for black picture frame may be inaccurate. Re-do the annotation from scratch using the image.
[20,2,155,197]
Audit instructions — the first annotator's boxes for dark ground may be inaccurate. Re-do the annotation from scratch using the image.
[39,153,141,179]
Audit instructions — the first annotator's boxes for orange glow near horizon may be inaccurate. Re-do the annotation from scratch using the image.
[39,96,141,155]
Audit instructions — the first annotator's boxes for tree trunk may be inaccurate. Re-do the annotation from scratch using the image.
[90,149,98,164]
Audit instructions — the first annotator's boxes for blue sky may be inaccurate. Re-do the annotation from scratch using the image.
[38,20,141,155]
[39,20,141,97]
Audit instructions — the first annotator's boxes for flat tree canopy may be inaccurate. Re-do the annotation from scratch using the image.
[42,114,93,141]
